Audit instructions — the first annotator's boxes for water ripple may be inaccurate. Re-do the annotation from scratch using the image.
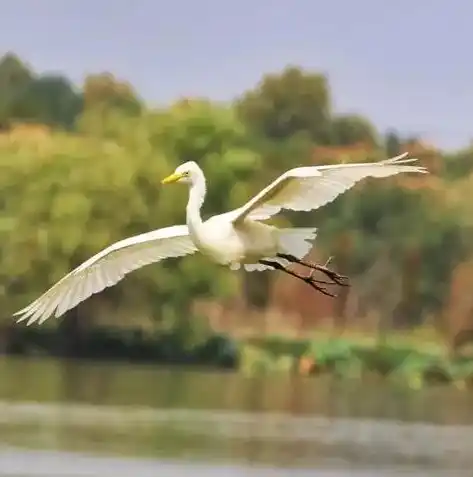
[0,400,472,466]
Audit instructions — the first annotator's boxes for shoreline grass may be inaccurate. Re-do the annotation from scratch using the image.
[3,322,473,389]
[239,332,473,390]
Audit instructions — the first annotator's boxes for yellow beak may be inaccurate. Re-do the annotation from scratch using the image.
[161,172,183,184]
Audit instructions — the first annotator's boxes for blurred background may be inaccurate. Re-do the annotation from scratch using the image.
[1,1,473,476]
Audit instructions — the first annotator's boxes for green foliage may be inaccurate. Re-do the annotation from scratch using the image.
[384,130,402,156]
[331,114,379,146]
[236,66,332,143]
[6,324,238,368]
[82,72,142,116]
[241,336,473,389]
[0,54,82,128]
[442,147,473,180]
[0,52,472,350]
[0,53,34,122]
[240,344,296,375]
[0,101,258,323]
[6,75,83,128]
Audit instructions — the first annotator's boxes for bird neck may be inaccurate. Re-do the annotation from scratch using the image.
[186,174,206,238]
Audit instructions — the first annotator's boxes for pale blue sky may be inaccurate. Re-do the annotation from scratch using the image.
[1,0,471,150]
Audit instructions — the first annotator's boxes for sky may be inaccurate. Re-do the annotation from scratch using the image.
[1,0,471,151]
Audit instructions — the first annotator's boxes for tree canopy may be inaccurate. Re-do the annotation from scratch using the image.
[1,53,472,338]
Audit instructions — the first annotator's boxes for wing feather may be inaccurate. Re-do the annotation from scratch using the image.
[14,225,197,326]
[233,153,427,222]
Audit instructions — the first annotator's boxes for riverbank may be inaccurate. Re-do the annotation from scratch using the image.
[2,324,239,369]
[2,324,473,389]
[240,334,473,389]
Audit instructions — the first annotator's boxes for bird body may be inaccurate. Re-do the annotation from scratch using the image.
[193,213,316,271]
[192,215,279,267]
[168,161,317,271]
[14,152,427,326]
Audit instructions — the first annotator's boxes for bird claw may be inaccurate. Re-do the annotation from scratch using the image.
[323,256,333,267]
[307,270,335,285]
[316,264,350,287]
[329,272,350,287]
[304,274,336,297]
[301,256,350,287]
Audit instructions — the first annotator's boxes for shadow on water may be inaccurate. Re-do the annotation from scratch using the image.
[0,356,473,476]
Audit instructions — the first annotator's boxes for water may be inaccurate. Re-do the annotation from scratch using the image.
[0,356,472,476]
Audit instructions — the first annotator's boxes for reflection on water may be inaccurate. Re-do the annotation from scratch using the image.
[0,356,473,476]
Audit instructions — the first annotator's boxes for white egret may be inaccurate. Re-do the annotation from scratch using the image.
[14,152,427,326]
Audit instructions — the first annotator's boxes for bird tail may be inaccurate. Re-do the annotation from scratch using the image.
[381,152,428,173]
[278,227,317,259]
[383,152,418,165]
[242,227,317,272]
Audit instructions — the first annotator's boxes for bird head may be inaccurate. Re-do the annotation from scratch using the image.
[161,161,201,186]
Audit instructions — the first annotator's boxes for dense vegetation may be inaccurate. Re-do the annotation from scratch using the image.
[1,52,473,386]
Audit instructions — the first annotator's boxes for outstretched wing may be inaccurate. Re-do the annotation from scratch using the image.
[14,225,197,326]
[232,153,427,223]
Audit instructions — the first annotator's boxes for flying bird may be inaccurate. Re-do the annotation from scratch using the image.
[14,152,427,326]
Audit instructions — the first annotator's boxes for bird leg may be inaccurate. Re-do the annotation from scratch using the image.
[276,253,350,287]
[259,259,336,297]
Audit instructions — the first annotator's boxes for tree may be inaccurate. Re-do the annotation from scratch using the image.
[385,130,402,156]
[0,53,34,124]
[82,73,142,116]
[442,148,473,180]
[235,67,334,307]
[331,114,378,146]
[0,100,259,331]
[7,75,83,128]
[236,66,332,144]
[2,53,472,338]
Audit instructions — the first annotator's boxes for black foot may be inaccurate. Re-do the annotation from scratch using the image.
[259,259,337,297]
[314,264,350,287]
[302,274,336,297]
[277,253,350,287]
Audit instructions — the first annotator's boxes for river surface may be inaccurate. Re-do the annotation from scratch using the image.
[0,356,472,476]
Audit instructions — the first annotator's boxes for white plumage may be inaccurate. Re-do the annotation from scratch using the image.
[14,152,427,326]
